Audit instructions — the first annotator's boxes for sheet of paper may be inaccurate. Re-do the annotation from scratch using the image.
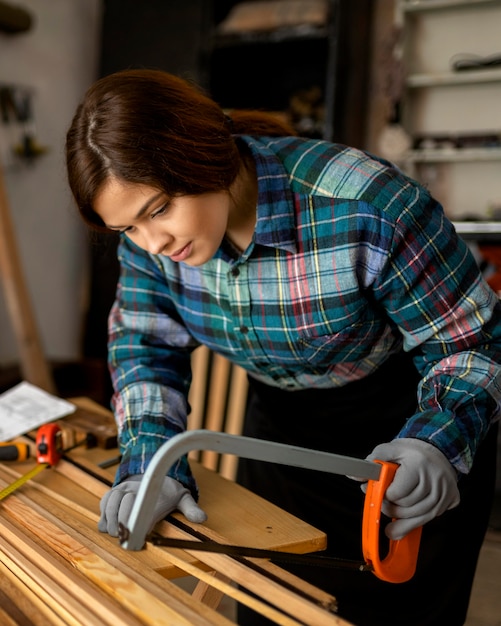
[0,381,76,441]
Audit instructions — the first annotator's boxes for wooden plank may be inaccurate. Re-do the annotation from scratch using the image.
[155,548,303,626]
[192,464,327,554]
[191,571,231,609]
[61,405,118,449]
[0,517,136,625]
[219,364,248,480]
[75,457,326,559]
[8,441,328,557]
[201,353,231,470]
[0,560,67,626]
[0,492,232,626]
[0,571,39,626]
[0,162,55,393]
[0,464,206,579]
[188,346,211,432]
[153,521,346,626]
[64,398,327,555]
[1,440,327,586]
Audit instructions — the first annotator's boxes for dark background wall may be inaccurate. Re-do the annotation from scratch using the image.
[87,0,373,402]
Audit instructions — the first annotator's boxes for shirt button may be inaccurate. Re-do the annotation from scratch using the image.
[231,267,240,277]
[240,325,249,334]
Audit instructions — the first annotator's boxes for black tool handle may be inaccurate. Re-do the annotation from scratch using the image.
[0,442,30,461]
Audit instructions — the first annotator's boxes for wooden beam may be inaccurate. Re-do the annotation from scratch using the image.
[0,162,55,392]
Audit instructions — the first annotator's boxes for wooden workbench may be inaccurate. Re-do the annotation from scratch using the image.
[0,397,354,625]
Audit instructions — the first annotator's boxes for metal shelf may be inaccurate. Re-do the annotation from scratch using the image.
[397,0,501,227]
[213,24,330,48]
[401,0,501,14]
[406,67,501,88]
[404,147,501,163]
[453,221,501,240]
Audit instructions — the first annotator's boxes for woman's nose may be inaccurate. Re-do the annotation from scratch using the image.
[141,228,172,255]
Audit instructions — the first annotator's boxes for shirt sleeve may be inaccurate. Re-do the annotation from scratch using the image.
[372,181,501,475]
[107,236,200,494]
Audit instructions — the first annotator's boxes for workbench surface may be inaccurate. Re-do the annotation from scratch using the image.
[0,397,352,626]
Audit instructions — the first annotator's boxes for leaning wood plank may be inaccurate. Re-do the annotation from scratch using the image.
[191,464,327,553]
[156,548,303,626]
[188,345,211,434]
[219,364,248,480]
[202,353,232,470]
[1,491,233,626]
[0,162,56,393]
[191,571,232,608]
[59,456,327,556]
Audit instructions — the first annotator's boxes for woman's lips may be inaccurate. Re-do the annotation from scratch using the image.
[169,242,192,262]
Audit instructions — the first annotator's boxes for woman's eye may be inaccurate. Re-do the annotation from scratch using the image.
[151,203,169,219]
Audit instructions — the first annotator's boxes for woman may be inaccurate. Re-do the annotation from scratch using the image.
[66,69,500,626]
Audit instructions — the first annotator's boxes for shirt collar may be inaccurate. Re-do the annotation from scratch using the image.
[239,136,297,255]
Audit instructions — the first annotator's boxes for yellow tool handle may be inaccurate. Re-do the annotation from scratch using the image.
[0,462,48,501]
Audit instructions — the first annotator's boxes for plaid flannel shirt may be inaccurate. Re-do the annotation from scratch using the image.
[108,136,501,493]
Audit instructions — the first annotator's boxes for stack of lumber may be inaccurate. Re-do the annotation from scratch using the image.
[0,400,353,626]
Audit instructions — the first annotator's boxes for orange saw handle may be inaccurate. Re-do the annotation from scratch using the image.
[35,423,63,466]
[362,460,422,583]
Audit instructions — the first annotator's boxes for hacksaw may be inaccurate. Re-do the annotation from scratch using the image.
[119,430,422,583]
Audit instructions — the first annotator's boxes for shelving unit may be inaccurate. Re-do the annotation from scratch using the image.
[209,0,339,141]
[395,0,501,237]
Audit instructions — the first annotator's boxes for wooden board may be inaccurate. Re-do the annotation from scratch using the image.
[0,161,55,393]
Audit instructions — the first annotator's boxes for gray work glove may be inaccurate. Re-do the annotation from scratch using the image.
[362,438,460,540]
[98,475,207,537]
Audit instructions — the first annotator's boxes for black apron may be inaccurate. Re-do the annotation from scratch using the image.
[236,351,498,626]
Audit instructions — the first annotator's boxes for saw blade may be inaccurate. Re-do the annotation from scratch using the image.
[144,532,373,572]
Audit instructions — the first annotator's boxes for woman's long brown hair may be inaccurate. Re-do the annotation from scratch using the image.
[65,68,295,230]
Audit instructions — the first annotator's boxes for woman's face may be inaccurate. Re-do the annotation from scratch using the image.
[94,178,231,266]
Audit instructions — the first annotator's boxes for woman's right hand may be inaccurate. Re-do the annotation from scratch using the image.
[98,474,207,537]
